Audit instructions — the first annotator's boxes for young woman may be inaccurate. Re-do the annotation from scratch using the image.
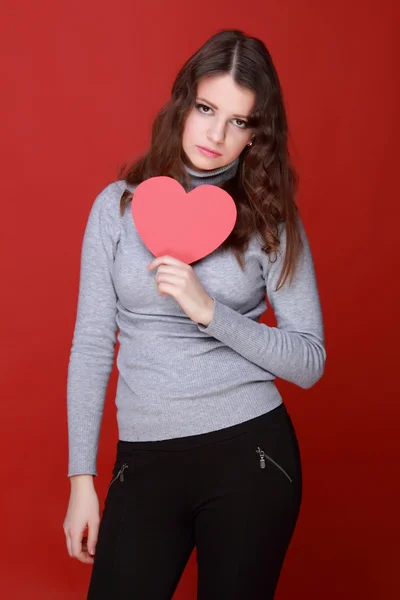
[63,28,326,600]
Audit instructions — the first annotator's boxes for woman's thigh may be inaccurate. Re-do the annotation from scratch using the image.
[193,406,302,600]
[86,450,195,600]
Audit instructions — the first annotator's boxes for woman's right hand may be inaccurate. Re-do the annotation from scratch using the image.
[63,475,100,564]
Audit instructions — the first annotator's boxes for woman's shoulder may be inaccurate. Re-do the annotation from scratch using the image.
[98,179,136,201]
[89,179,137,218]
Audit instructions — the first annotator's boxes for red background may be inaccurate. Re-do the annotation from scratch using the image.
[1,1,398,598]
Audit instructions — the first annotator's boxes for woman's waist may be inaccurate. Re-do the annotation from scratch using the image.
[115,376,282,443]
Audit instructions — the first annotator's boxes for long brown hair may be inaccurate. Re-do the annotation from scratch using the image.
[117,29,303,291]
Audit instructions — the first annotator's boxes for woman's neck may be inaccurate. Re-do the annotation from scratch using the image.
[183,156,240,189]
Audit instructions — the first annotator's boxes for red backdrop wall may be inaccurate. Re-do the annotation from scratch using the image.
[1,1,398,598]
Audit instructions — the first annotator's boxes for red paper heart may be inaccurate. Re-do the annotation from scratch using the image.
[131,176,237,264]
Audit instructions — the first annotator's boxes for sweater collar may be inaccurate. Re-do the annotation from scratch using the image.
[183,156,239,189]
[123,156,239,194]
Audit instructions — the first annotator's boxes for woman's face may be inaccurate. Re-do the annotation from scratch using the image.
[182,73,255,172]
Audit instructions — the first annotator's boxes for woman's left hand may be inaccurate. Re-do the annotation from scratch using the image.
[147,255,214,327]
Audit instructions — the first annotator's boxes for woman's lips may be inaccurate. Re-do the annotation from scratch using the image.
[196,145,222,158]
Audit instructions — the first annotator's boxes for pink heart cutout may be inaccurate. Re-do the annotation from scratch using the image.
[131,176,237,264]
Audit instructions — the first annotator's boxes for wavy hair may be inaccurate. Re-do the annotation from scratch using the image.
[117,29,303,291]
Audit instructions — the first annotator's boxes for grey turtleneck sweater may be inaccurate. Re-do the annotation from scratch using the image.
[67,157,326,477]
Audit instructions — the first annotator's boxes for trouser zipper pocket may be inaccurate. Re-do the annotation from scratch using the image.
[108,462,129,490]
[256,447,292,483]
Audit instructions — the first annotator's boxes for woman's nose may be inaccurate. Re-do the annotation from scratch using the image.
[207,123,226,144]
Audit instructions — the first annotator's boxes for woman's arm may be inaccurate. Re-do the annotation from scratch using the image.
[67,183,120,477]
[197,217,326,389]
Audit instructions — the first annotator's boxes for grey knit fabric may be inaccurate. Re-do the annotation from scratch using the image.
[67,157,325,476]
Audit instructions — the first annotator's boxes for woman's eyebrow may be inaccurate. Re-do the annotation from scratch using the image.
[197,97,249,120]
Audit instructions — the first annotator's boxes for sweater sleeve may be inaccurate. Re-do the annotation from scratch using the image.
[197,217,326,389]
[67,183,120,477]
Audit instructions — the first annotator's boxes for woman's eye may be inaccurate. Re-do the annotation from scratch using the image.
[234,119,248,129]
[196,103,212,114]
[195,103,248,128]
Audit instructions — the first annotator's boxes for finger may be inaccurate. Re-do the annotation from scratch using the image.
[156,276,185,294]
[158,282,178,297]
[81,534,95,563]
[87,520,100,556]
[72,532,95,564]
[147,255,188,270]
[156,273,184,285]
[66,533,72,557]
[77,548,95,564]
[155,264,184,275]
[71,529,86,558]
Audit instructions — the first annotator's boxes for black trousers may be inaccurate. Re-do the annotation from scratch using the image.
[87,403,302,600]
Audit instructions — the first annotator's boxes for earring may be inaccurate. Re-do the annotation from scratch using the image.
[247,140,253,147]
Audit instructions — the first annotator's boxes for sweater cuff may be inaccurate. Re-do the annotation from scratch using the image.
[197,297,243,342]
